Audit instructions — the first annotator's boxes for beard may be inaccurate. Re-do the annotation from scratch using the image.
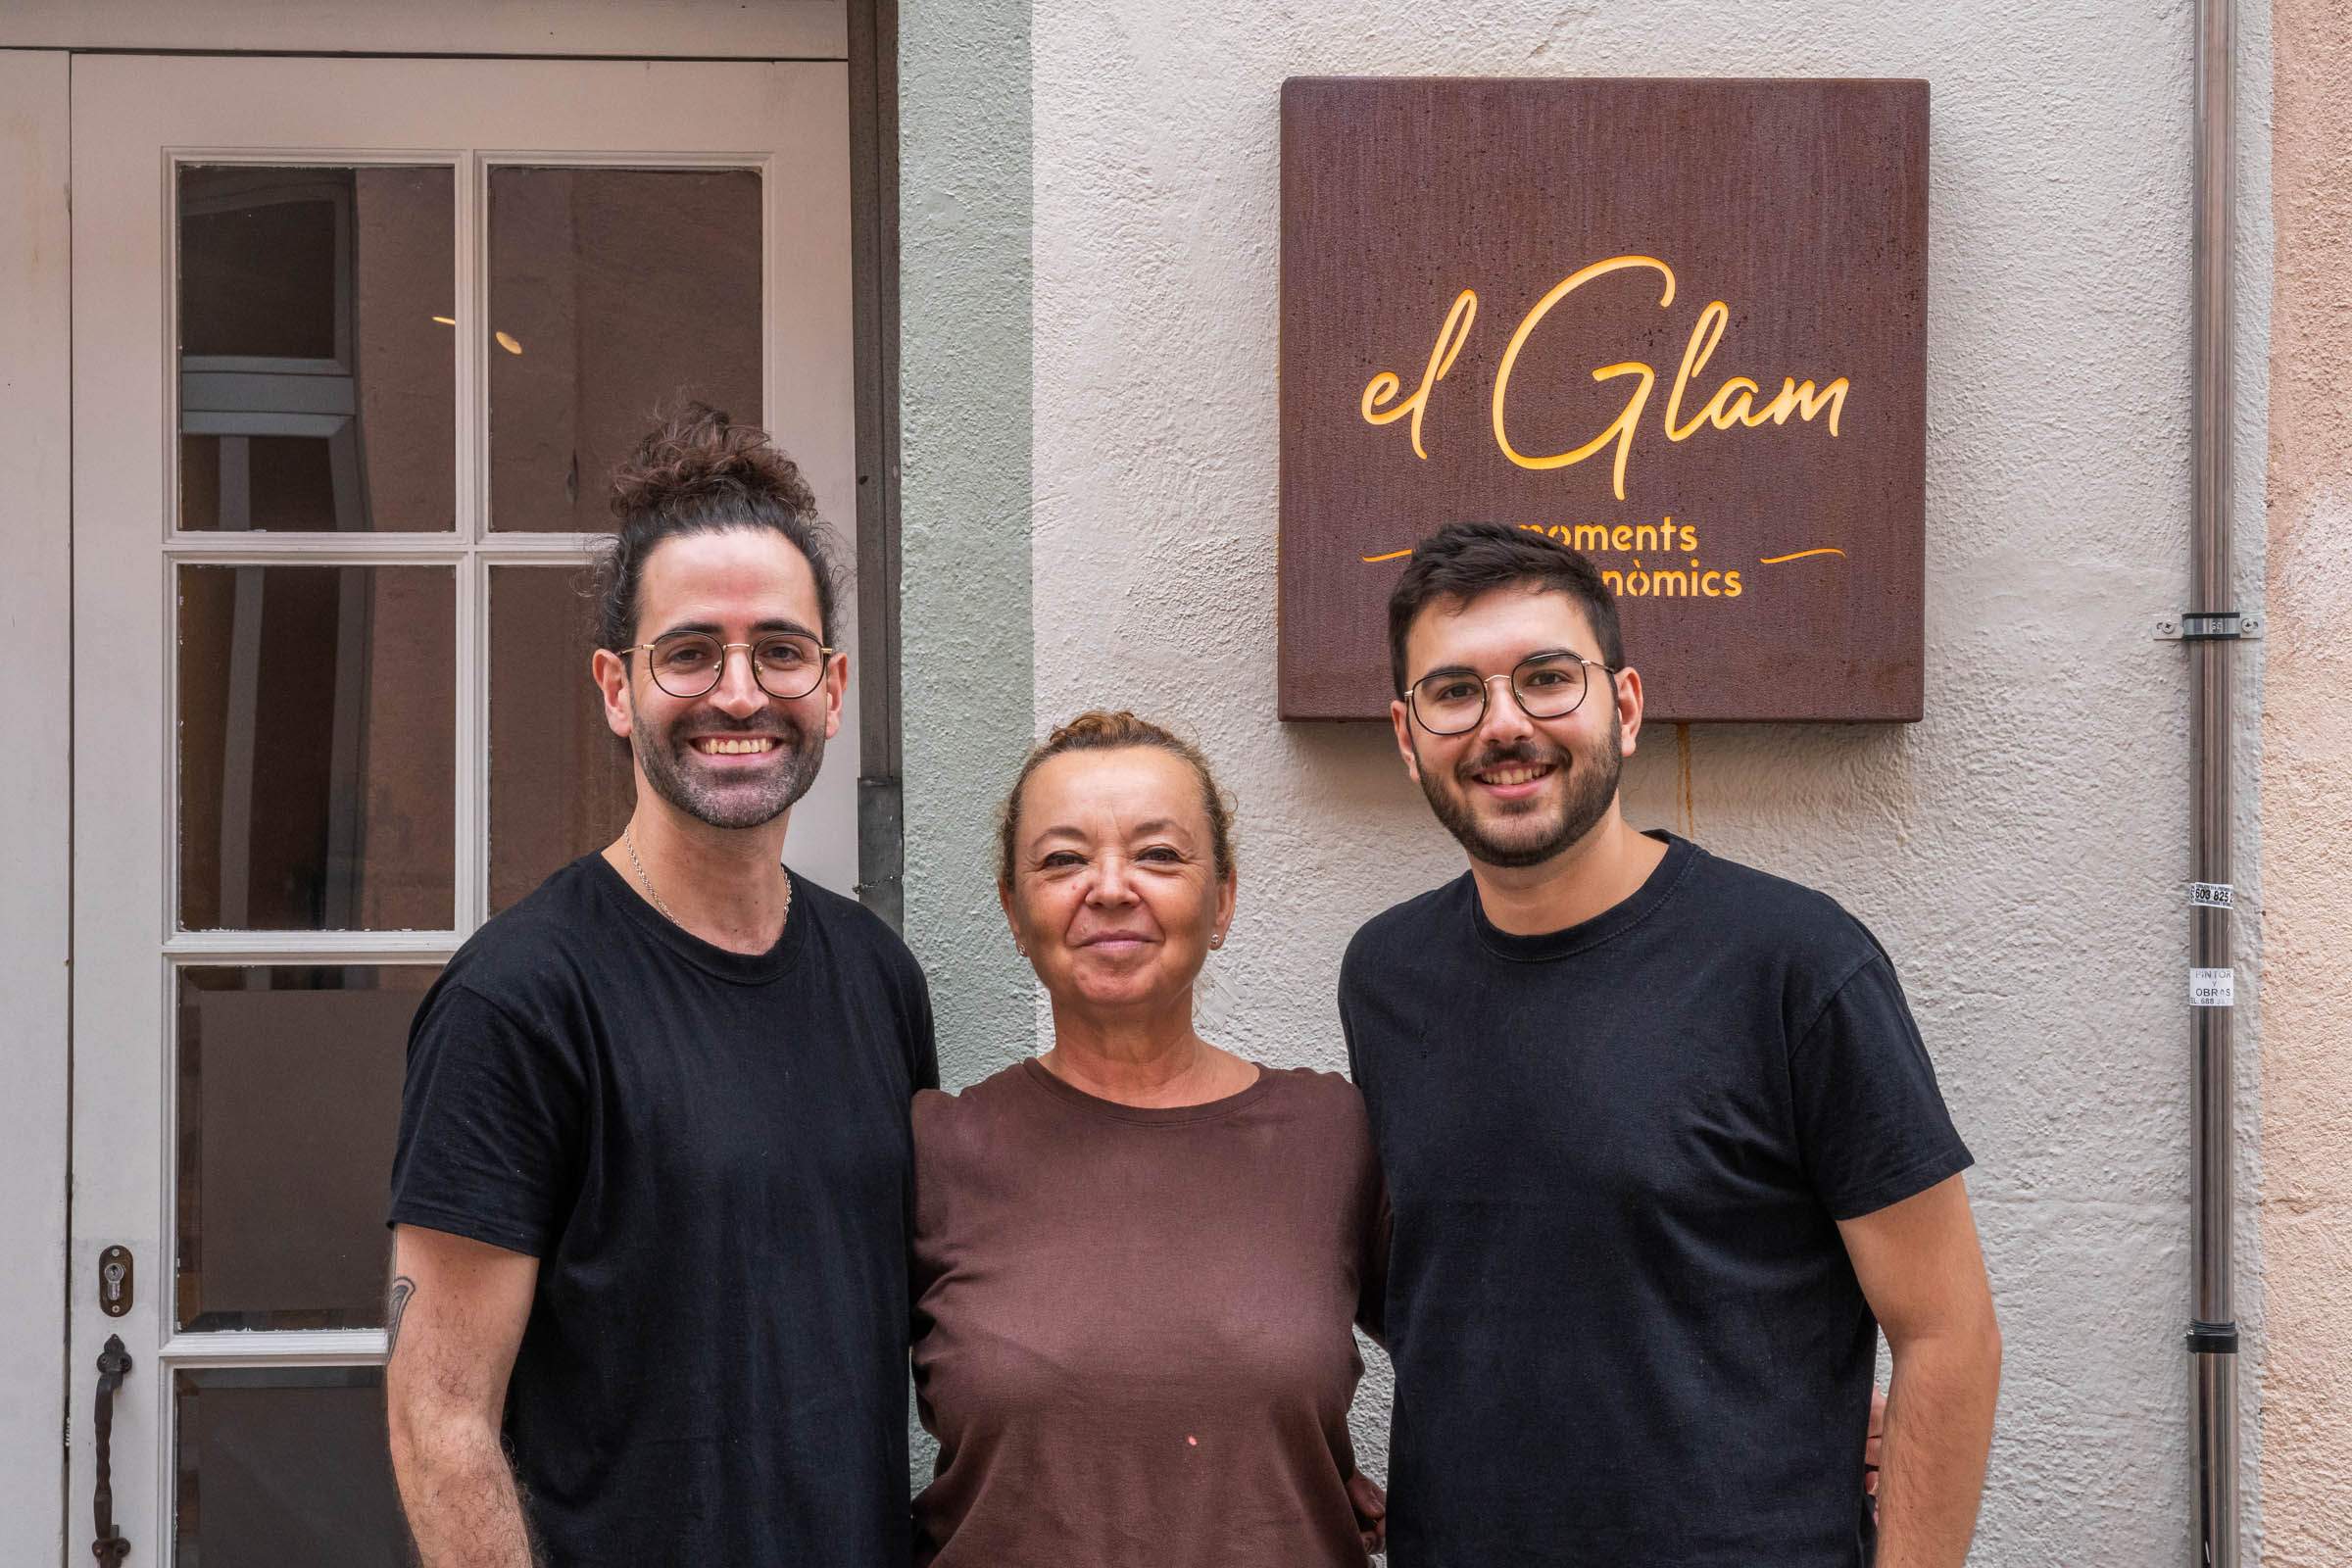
[1416,706,1623,869]
[630,697,826,831]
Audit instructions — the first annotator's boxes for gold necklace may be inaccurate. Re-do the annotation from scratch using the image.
[622,824,791,934]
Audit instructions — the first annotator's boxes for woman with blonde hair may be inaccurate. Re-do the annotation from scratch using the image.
[908,710,1389,1566]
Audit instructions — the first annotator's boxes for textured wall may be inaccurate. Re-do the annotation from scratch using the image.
[900,0,1036,1486]
[901,0,1036,1074]
[0,48,72,1566]
[2260,0,2352,1560]
[903,0,2276,1557]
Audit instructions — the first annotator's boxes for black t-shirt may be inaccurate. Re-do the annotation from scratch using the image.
[388,854,938,1567]
[1340,832,1971,1568]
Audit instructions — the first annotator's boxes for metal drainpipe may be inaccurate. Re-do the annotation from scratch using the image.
[2187,0,2241,1558]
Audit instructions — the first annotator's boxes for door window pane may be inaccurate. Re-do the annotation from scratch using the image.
[487,166,761,532]
[178,165,456,532]
[488,566,635,912]
[178,564,456,931]
[175,966,435,1332]
[173,1368,407,1565]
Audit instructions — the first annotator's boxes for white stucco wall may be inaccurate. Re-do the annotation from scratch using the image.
[906,0,2274,1557]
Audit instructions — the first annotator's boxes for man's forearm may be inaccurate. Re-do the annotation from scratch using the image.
[392,1415,537,1568]
[1874,1324,2001,1568]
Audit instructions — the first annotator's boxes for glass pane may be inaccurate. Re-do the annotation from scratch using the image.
[178,564,456,931]
[175,966,435,1332]
[488,566,635,912]
[487,166,762,532]
[174,1368,407,1566]
[178,165,456,532]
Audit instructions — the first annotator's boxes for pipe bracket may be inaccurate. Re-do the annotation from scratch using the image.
[2186,1320,2240,1354]
[2154,612,2261,641]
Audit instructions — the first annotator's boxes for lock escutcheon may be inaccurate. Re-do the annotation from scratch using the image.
[97,1246,133,1318]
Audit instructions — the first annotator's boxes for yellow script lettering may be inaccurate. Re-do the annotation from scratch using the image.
[1491,256,1675,501]
[1665,302,1729,441]
[1360,258,1853,495]
[1362,290,1479,460]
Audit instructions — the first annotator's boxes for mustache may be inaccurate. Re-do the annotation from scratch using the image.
[1456,740,1568,778]
[669,711,797,739]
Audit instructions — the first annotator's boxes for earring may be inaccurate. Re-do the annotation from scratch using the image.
[1210,934,1224,949]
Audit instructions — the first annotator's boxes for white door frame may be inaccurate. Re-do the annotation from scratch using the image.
[0,46,74,1568]
[68,53,855,1560]
[2,0,847,58]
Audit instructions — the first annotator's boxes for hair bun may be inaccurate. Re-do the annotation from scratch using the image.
[589,403,841,652]
[609,401,815,525]
[1045,710,1150,748]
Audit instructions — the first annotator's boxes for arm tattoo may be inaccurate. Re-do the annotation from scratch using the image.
[386,1275,416,1358]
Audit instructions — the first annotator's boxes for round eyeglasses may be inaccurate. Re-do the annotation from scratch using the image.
[1405,651,1619,736]
[618,631,835,702]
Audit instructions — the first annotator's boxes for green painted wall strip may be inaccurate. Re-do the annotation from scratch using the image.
[898,0,1037,1088]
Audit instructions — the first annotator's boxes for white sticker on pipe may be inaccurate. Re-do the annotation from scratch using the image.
[2189,883,2234,908]
[2190,968,2235,1007]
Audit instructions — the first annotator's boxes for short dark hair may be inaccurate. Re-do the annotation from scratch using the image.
[590,402,841,653]
[1386,521,1624,695]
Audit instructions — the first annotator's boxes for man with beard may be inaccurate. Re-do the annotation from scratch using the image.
[1340,522,2000,1567]
[385,406,935,1566]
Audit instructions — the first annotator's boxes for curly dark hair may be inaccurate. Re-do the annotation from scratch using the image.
[997,710,1236,887]
[590,402,842,652]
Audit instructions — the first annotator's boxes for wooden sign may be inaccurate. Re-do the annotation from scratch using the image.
[1278,77,1928,721]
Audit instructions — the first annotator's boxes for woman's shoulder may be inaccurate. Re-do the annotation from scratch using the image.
[1250,1066,1380,1205]
[1254,1061,1361,1096]
[1252,1063,1372,1132]
[912,1059,1039,1152]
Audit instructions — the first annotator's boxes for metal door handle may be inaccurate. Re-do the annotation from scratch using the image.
[92,1335,130,1567]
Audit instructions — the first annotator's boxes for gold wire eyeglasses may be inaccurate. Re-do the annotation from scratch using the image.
[617,631,836,701]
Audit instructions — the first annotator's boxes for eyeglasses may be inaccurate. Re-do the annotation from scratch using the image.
[1405,652,1619,736]
[617,631,836,702]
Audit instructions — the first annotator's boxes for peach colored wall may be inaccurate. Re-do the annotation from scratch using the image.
[2261,1,2352,1561]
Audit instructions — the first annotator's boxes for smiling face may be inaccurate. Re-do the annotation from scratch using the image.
[592,528,846,831]
[1002,746,1236,1018]
[1390,583,1642,869]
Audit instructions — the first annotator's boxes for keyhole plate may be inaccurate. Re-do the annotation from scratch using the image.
[98,1246,134,1318]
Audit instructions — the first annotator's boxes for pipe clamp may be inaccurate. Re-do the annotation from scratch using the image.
[2186,1321,2239,1355]
[2154,612,2262,641]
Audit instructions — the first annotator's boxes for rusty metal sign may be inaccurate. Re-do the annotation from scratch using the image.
[1278,76,1928,721]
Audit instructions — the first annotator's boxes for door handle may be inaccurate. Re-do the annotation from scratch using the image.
[92,1334,131,1568]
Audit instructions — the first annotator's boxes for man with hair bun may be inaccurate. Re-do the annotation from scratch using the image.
[1343,520,2001,1567]
[385,406,937,1567]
